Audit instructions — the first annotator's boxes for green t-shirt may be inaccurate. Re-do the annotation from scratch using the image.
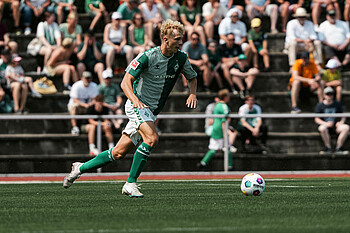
[322,69,341,82]
[248,29,267,50]
[77,41,102,66]
[117,2,140,20]
[98,83,122,105]
[0,58,8,79]
[85,0,102,13]
[180,6,201,25]
[59,23,82,42]
[125,46,197,115]
[211,102,229,139]
[129,27,145,46]
[207,49,221,68]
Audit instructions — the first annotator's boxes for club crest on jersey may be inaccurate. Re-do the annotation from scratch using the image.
[130,60,139,70]
[173,63,179,72]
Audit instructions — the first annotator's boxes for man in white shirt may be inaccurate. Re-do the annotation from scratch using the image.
[218,8,249,54]
[284,7,322,69]
[245,0,278,34]
[319,9,350,67]
[67,71,98,135]
[202,0,227,41]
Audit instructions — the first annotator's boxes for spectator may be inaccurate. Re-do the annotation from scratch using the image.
[180,0,206,46]
[59,12,82,46]
[0,0,20,34]
[248,18,270,71]
[230,54,259,99]
[0,84,13,113]
[46,37,79,93]
[85,0,109,30]
[237,95,268,153]
[157,0,179,21]
[315,86,349,155]
[202,0,227,41]
[245,0,279,34]
[344,0,350,27]
[218,8,250,55]
[284,8,322,70]
[220,0,245,12]
[311,0,340,29]
[53,0,77,25]
[117,0,140,26]
[0,49,10,78]
[219,33,243,93]
[278,0,304,33]
[182,32,211,92]
[318,9,350,68]
[0,18,18,53]
[199,89,235,170]
[102,12,133,74]
[5,54,42,99]
[77,30,104,83]
[37,11,62,69]
[139,0,159,26]
[84,94,114,156]
[98,69,124,130]
[289,51,323,113]
[67,71,98,135]
[128,12,155,55]
[207,39,228,90]
[21,0,51,35]
[321,59,342,102]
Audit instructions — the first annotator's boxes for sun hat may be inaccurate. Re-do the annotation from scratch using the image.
[326,59,338,69]
[293,8,309,18]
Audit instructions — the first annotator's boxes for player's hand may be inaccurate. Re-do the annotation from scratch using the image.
[132,99,149,109]
[186,94,197,109]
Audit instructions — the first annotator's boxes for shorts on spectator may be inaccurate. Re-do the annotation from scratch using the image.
[246,4,277,16]
[67,102,88,115]
[46,65,57,77]
[101,43,132,55]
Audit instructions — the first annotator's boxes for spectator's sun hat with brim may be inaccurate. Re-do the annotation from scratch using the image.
[326,59,338,69]
[102,69,113,79]
[238,54,247,60]
[251,18,261,28]
[324,86,334,94]
[226,8,242,19]
[11,54,22,62]
[112,12,122,20]
[293,8,309,18]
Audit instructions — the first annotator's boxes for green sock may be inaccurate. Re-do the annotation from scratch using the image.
[127,143,153,183]
[80,148,115,173]
[228,151,233,167]
[201,150,216,165]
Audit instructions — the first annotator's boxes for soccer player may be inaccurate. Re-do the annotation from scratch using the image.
[63,19,198,197]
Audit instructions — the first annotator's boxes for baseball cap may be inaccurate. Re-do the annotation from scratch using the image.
[324,87,334,94]
[111,12,122,20]
[326,59,338,69]
[82,71,92,79]
[238,54,247,60]
[11,54,22,62]
[251,18,261,28]
[102,69,113,79]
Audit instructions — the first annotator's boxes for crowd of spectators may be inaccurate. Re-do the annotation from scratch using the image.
[0,0,350,154]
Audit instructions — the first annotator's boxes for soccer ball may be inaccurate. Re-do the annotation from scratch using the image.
[240,173,265,196]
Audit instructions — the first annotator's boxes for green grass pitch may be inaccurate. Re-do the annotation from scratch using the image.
[0,178,349,233]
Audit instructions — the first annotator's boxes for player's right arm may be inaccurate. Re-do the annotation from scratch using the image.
[120,72,148,109]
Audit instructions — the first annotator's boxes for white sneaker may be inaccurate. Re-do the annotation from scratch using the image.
[63,162,83,189]
[24,27,31,35]
[71,126,80,135]
[230,146,238,153]
[31,90,42,98]
[89,147,100,156]
[122,182,144,198]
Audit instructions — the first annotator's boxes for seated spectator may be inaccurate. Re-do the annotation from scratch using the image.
[117,0,141,27]
[311,0,340,29]
[345,0,350,27]
[46,38,79,93]
[0,18,18,53]
[5,54,42,99]
[245,0,279,34]
[102,12,133,73]
[237,95,268,153]
[98,69,124,130]
[0,84,13,113]
[180,0,206,46]
[67,71,98,135]
[85,0,109,30]
[77,30,104,83]
[230,54,259,99]
[84,94,114,156]
[207,39,228,90]
[315,86,349,155]
[21,0,51,35]
[59,12,82,46]
[278,0,303,33]
[218,8,250,55]
[219,33,242,93]
[157,0,179,21]
[53,0,77,25]
[220,0,244,12]
[284,8,322,70]
[321,59,342,102]
[128,12,155,55]
[182,32,211,92]
[248,18,270,71]
[319,9,350,68]
[199,89,235,170]
[0,0,20,34]
[202,0,227,41]
[37,11,62,69]
[289,52,323,114]
[139,0,159,37]
[0,49,10,78]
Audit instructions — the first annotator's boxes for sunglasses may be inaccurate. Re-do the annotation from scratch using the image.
[191,37,199,41]
[325,92,334,96]
[231,15,239,18]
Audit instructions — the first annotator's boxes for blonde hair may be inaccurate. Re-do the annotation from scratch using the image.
[67,12,77,21]
[62,38,74,49]
[160,19,184,39]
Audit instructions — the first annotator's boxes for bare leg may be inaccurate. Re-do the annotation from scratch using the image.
[94,62,104,84]
[291,80,301,108]
[11,82,21,111]
[336,124,350,148]
[106,48,115,70]
[318,125,331,148]
[86,124,96,145]
[89,12,102,30]
[19,83,28,111]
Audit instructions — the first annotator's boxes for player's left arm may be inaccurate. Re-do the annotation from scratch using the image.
[186,78,197,109]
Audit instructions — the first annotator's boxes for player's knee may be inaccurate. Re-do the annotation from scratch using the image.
[144,134,159,147]
[112,147,126,160]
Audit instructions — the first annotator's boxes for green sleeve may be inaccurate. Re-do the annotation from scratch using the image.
[125,53,149,79]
